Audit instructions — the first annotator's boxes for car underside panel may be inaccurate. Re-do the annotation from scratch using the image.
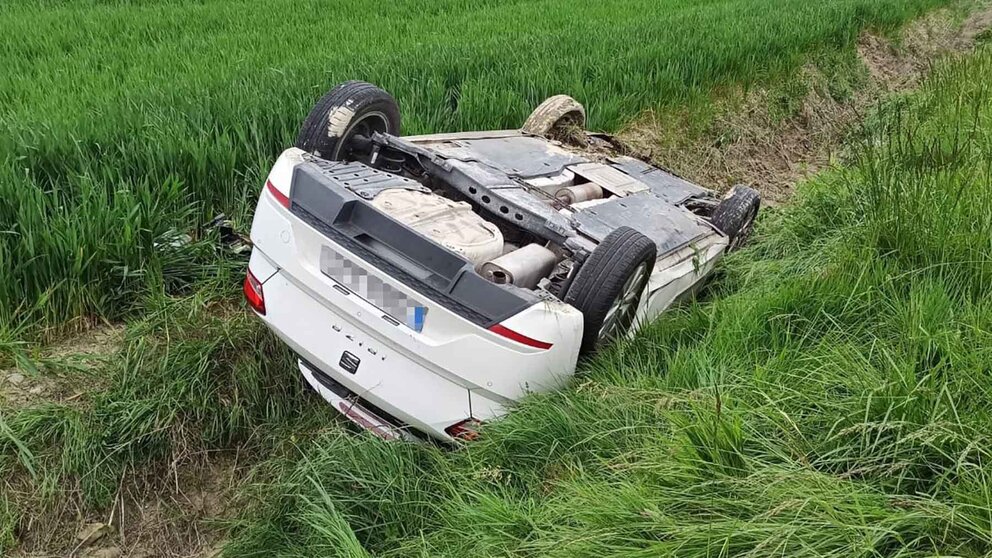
[572,191,714,256]
[303,154,429,200]
[371,131,722,259]
[414,135,587,179]
[609,156,710,204]
[428,157,577,245]
[371,133,580,246]
[369,188,504,266]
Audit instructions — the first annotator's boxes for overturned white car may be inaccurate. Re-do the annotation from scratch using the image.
[244,81,759,442]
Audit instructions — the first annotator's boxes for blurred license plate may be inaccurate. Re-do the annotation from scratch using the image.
[319,246,428,332]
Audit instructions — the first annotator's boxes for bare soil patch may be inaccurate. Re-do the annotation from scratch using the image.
[620,2,992,204]
[1,325,122,409]
[11,452,242,558]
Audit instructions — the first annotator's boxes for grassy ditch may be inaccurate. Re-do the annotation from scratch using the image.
[223,47,992,557]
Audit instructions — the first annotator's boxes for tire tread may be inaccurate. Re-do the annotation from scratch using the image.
[565,227,656,354]
[295,81,400,158]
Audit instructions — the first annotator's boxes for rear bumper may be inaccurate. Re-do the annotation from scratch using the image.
[252,248,582,440]
[256,266,480,439]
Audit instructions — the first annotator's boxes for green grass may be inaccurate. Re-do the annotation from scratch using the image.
[219,48,992,557]
[0,0,948,343]
[2,0,990,555]
[0,286,331,539]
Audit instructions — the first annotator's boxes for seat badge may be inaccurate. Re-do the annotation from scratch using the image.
[339,351,361,374]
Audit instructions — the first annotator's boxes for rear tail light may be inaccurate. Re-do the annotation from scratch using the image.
[244,270,266,315]
[445,418,483,442]
[266,179,290,208]
[489,324,553,350]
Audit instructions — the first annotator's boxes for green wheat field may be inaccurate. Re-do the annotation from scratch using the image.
[2,0,992,555]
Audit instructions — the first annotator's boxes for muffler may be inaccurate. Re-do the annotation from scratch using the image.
[555,183,604,205]
[480,243,558,289]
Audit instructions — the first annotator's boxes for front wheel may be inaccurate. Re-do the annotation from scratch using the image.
[564,227,656,355]
[295,81,401,161]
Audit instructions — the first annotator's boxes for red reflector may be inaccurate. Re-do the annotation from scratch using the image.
[489,324,553,350]
[244,270,266,315]
[266,179,289,208]
[445,419,482,442]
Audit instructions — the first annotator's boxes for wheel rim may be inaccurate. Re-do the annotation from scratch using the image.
[598,261,650,344]
[332,110,390,160]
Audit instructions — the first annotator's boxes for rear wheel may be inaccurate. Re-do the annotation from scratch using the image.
[522,94,586,137]
[564,227,656,354]
[295,81,401,161]
[710,185,760,251]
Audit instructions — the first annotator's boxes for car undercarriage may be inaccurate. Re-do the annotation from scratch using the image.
[298,124,733,291]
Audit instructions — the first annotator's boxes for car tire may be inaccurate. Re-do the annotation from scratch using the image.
[295,81,401,160]
[710,185,760,251]
[522,94,586,136]
[564,227,656,355]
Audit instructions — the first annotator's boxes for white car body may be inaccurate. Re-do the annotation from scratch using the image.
[246,130,732,442]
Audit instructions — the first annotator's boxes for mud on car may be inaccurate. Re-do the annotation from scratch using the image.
[244,81,759,442]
